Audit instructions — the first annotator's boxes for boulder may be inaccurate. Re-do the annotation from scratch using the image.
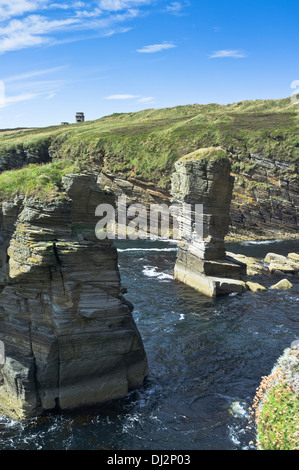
[269,279,293,290]
[288,252,299,261]
[227,252,266,276]
[264,252,299,274]
[246,281,267,293]
[264,252,288,264]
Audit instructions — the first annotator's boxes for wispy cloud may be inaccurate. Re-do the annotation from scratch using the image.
[137,96,155,103]
[4,65,67,82]
[0,91,41,109]
[137,42,176,53]
[104,94,155,103]
[0,0,47,21]
[98,0,151,11]
[165,1,189,15]
[0,0,156,54]
[1,65,69,109]
[209,49,247,59]
[0,14,80,53]
[105,94,139,99]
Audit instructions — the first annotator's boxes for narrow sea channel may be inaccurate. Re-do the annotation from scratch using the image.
[0,238,298,450]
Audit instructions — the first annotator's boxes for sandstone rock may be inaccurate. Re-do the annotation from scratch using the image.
[264,252,288,264]
[268,261,297,275]
[264,252,299,274]
[226,252,266,276]
[269,279,293,290]
[0,175,148,419]
[171,147,234,260]
[171,148,246,297]
[214,277,247,295]
[288,252,299,261]
[246,281,267,293]
[229,150,299,237]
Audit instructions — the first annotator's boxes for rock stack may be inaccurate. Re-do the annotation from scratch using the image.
[171,147,247,297]
[0,175,147,419]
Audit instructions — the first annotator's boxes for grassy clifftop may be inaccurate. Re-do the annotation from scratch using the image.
[0,97,298,200]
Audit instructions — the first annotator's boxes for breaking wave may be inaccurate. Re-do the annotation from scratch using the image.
[142,265,174,280]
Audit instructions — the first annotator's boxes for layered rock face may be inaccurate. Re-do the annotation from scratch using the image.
[0,142,51,172]
[171,148,246,297]
[0,175,147,419]
[229,152,299,237]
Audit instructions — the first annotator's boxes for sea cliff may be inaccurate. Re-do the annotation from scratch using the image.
[0,98,298,239]
[0,98,298,419]
[0,175,147,419]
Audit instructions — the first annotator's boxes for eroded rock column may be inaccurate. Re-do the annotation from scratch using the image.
[171,147,246,297]
[0,175,147,419]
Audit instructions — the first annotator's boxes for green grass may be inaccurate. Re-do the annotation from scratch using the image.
[250,347,299,450]
[178,146,227,162]
[0,159,83,201]
[255,381,299,450]
[0,97,298,200]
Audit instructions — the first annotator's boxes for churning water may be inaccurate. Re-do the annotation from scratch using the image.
[0,238,298,450]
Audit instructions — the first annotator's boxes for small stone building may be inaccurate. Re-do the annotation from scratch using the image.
[76,112,85,123]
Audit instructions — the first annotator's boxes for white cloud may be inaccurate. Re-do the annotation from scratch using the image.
[104,94,155,103]
[0,91,40,108]
[0,0,47,20]
[0,0,162,54]
[0,32,49,54]
[45,92,56,98]
[4,66,67,82]
[0,14,80,53]
[48,3,72,9]
[209,49,246,58]
[138,96,154,103]
[74,7,102,18]
[99,0,150,11]
[105,94,139,99]
[165,1,189,14]
[1,65,69,109]
[137,42,176,53]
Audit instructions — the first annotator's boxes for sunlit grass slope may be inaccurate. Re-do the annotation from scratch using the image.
[0,97,298,199]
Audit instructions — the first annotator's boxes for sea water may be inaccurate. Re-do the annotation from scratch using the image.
[0,238,298,450]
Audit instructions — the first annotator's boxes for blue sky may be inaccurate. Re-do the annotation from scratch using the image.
[0,0,298,128]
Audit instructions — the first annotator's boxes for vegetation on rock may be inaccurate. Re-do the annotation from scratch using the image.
[0,159,83,200]
[249,347,299,450]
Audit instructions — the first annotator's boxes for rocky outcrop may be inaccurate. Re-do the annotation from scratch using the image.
[229,151,299,237]
[0,141,51,172]
[171,148,247,297]
[0,175,147,419]
[251,342,299,450]
[1,132,298,239]
[269,279,293,290]
[95,152,299,240]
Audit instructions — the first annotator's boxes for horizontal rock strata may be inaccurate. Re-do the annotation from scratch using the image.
[0,175,147,419]
[171,148,247,297]
[229,151,299,237]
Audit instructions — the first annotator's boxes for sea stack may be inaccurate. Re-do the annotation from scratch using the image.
[0,174,148,419]
[171,147,247,297]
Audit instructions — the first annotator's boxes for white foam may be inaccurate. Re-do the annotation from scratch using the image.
[117,247,177,252]
[239,239,283,246]
[142,266,174,280]
[229,401,248,418]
